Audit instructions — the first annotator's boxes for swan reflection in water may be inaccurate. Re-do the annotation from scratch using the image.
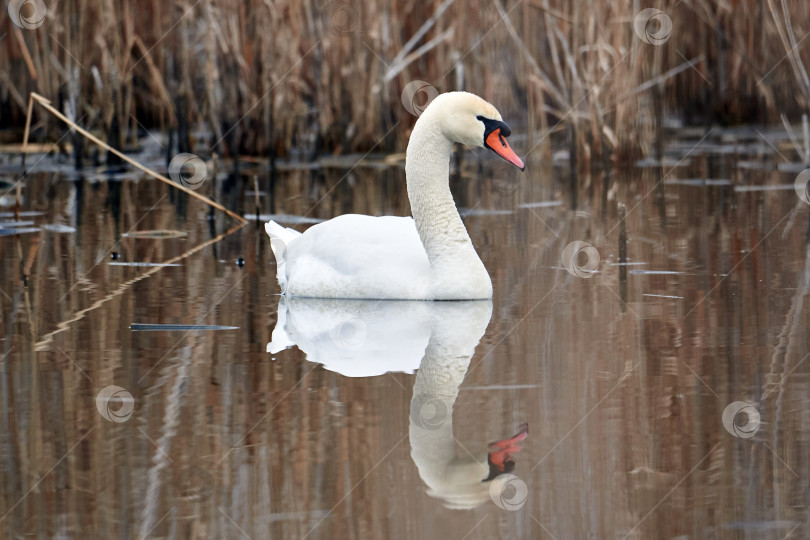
[268,298,528,509]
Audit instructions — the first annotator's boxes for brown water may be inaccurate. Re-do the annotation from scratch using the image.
[1,135,810,539]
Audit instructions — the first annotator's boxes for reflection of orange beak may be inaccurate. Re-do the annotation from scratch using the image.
[485,129,525,171]
[486,423,529,477]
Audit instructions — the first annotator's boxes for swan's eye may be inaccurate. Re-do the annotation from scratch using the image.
[477,116,512,139]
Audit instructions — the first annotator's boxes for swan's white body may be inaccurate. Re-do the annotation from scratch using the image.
[266,92,520,300]
[266,215,489,299]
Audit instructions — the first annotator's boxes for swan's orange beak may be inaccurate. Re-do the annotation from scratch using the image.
[485,129,525,171]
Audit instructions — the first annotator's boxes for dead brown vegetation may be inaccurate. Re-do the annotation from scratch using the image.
[1,0,808,166]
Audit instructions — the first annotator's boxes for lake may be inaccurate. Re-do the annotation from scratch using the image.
[1,129,809,539]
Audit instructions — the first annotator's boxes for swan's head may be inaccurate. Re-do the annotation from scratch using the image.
[426,91,525,171]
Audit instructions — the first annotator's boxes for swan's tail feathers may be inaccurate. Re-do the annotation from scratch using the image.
[265,221,301,291]
[265,220,301,246]
[267,297,295,354]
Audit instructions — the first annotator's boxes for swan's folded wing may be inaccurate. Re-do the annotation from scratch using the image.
[284,214,432,299]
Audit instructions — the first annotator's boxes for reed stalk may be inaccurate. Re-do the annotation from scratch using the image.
[0,0,808,164]
[22,92,246,224]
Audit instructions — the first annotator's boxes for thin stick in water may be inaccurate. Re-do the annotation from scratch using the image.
[22,92,246,224]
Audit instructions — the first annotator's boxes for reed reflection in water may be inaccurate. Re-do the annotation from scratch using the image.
[1,144,810,538]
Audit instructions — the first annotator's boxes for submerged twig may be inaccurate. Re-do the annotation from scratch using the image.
[34,222,246,351]
[21,92,246,224]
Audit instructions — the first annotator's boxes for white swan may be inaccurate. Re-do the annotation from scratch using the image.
[265,91,524,300]
[268,298,529,510]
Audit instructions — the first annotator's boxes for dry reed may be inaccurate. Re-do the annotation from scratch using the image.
[0,0,808,167]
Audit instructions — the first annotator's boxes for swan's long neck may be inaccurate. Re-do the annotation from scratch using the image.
[408,302,493,509]
[405,117,473,265]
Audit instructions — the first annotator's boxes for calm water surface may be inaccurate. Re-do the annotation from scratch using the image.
[1,133,810,539]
